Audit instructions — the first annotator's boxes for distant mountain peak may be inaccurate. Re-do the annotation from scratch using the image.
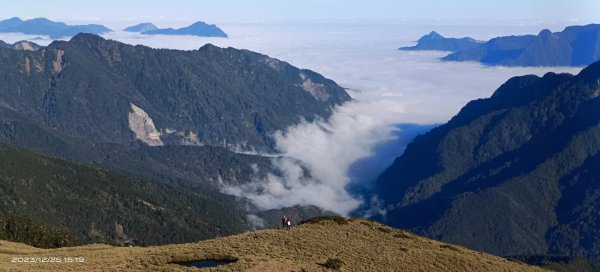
[537,29,555,40]
[29,17,54,23]
[538,29,552,36]
[190,21,211,26]
[0,17,111,39]
[401,31,482,52]
[123,23,158,33]
[140,20,228,37]
[420,31,444,41]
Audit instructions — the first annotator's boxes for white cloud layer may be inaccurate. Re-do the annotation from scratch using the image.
[223,99,406,215]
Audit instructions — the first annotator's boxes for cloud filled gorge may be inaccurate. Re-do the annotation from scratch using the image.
[212,22,583,216]
[252,26,575,219]
[223,99,406,215]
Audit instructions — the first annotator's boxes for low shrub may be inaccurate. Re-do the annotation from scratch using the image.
[321,258,344,270]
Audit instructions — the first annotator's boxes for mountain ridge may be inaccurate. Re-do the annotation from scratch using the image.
[135,21,228,37]
[0,17,111,39]
[442,24,600,66]
[0,33,350,152]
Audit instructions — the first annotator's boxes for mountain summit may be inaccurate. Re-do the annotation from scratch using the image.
[123,23,158,33]
[419,31,444,41]
[400,31,483,52]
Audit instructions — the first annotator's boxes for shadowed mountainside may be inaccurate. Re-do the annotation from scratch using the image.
[376,60,600,258]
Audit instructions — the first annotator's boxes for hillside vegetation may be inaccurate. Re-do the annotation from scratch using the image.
[0,143,247,246]
[0,33,350,151]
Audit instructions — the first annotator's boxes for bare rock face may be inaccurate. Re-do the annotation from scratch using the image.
[299,72,331,101]
[52,49,64,73]
[127,103,163,146]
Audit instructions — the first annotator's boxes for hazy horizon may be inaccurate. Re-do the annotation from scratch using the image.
[1,0,599,26]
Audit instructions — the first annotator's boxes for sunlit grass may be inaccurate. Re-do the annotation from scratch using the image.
[0,217,548,271]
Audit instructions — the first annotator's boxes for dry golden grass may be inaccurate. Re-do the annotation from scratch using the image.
[0,218,547,271]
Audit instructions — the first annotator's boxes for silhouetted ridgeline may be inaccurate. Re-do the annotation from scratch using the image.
[0,17,111,38]
[442,24,600,66]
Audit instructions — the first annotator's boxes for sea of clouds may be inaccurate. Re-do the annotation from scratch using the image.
[1,19,583,216]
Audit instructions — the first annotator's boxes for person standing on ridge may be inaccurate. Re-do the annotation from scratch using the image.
[281,215,287,229]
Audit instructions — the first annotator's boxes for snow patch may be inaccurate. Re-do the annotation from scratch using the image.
[128,103,164,146]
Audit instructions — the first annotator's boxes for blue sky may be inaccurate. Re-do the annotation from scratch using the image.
[1,0,598,23]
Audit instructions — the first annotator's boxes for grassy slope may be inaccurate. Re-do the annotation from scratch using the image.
[0,217,546,272]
